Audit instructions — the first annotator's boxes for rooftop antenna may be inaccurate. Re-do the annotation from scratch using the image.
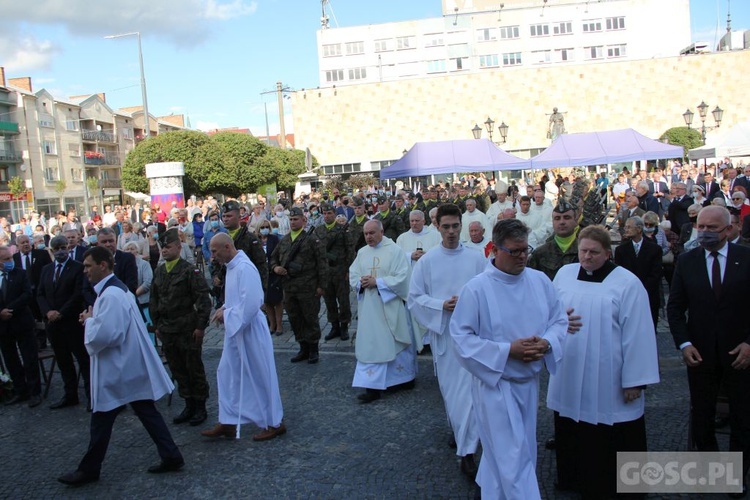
[541,0,548,17]
[497,3,505,22]
[453,7,459,26]
[321,0,329,29]
[726,0,732,49]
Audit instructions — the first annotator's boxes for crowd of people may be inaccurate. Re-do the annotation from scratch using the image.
[1,156,749,497]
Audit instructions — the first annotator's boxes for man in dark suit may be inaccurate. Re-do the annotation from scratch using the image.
[64,228,87,262]
[82,227,138,307]
[111,211,125,237]
[37,235,89,410]
[130,202,144,224]
[617,191,646,237]
[735,166,750,193]
[0,245,42,407]
[615,216,663,331]
[668,205,750,496]
[702,172,721,202]
[14,234,52,348]
[635,181,659,215]
[666,183,693,237]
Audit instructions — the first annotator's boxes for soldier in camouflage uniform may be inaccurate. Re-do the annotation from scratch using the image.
[210,200,268,306]
[346,197,368,264]
[150,229,212,426]
[269,207,328,364]
[527,199,580,282]
[374,195,405,241]
[392,195,411,229]
[315,204,351,342]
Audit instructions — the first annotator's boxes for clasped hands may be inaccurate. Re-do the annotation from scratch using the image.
[360,275,377,289]
[510,336,550,363]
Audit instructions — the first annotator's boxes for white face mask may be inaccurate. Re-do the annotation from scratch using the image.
[276,211,284,217]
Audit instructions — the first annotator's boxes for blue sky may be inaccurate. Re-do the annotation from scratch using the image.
[1,0,746,137]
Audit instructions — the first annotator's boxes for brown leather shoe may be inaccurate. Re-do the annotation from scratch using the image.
[200,423,236,438]
[252,423,287,441]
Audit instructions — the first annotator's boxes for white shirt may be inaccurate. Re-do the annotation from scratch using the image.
[705,244,728,288]
[632,238,643,256]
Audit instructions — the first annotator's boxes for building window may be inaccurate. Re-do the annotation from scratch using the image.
[606,17,625,30]
[451,57,467,71]
[532,50,551,64]
[499,26,519,39]
[503,52,522,66]
[348,67,367,80]
[121,128,134,140]
[322,163,362,175]
[424,34,444,47]
[68,143,80,157]
[43,140,56,155]
[607,44,627,58]
[345,41,364,55]
[325,69,344,82]
[39,117,54,128]
[583,20,602,32]
[71,168,83,182]
[553,22,573,35]
[44,167,58,182]
[374,39,390,52]
[585,46,604,60]
[476,28,497,42]
[426,60,447,73]
[0,167,8,183]
[323,43,341,57]
[479,54,499,68]
[65,117,78,131]
[530,24,550,37]
[396,36,415,50]
[556,47,574,62]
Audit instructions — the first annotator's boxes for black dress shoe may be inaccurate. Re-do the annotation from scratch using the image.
[28,395,42,408]
[388,380,415,393]
[57,470,99,486]
[460,454,478,480]
[4,394,29,405]
[449,435,457,449]
[357,389,382,404]
[147,459,185,474]
[49,397,79,410]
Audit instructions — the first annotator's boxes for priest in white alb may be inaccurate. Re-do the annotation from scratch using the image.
[485,182,514,229]
[548,225,659,498]
[408,204,487,480]
[350,220,415,404]
[450,219,567,499]
[202,233,285,441]
[463,221,491,255]
[460,198,487,242]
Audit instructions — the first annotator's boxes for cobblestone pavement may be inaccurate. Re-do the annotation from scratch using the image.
[0,295,732,498]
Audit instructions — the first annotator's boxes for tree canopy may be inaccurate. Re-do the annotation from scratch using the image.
[659,127,703,161]
[122,130,315,197]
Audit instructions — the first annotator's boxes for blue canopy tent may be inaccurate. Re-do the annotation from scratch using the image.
[379,139,529,179]
[528,128,683,169]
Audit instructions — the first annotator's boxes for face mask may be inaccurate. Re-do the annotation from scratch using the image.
[276,211,284,217]
[643,227,656,234]
[54,250,68,263]
[697,230,722,249]
[210,220,219,229]
[343,200,349,206]
[260,228,270,236]
[88,235,98,244]
[689,216,697,223]
[2,261,13,273]
[311,210,318,216]
[36,243,46,250]
[271,228,279,235]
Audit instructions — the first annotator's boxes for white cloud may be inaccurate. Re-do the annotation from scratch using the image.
[205,0,258,20]
[0,33,60,72]
[195,120,221,131]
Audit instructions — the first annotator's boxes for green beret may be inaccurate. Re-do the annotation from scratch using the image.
[288,207,305,217]
[159,228,181,246]
[554,198,577,214]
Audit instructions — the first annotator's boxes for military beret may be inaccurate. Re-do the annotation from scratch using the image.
[319,203,334,212]
[159,228,181,246]
[553,198,577,214]
[222,200,241,213]
[352,197,365,207]
[288,207,305,217]
[377,195,387,204]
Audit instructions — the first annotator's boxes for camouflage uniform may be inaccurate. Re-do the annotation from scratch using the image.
[346,214,368,263]
[527,235,580,281]
[211,225,268,304]
[151,258,212,401]
[314,220,351,340]
[374,204,405,241]
[269,221,328,349]
[394,206,411,228]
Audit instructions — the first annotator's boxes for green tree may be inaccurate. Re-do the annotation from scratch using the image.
[347,173,377,192]
[253,147,313,193]
[211,131,268,195]
[8,176,25,220]
[660,127,703,161]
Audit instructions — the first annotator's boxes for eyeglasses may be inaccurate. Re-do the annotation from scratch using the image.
[496,245,534,257]
[644,223,657,228]
[732,198,743,201]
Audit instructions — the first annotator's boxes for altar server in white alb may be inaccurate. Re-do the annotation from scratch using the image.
[548,225,659,499]
[408,204,487,480]
[202,233,285,441]
[350,219,415,404]
[58,246,182,487]
[450,219,568,499]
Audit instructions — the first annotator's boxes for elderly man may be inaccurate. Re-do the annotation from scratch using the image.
[408,204,487,479]
[460,198,487,243]
[463,221,491,254]
[485,184,514,230]
[396,210,441,264]
[617,191,646,237]
[82,228,138,307]
[636,181,660,215]
[450,219,568,498]
[349,220,414,403]
[202,234,285,441]
[666,182,693,237]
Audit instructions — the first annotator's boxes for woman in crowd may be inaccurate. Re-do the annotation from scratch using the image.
[271,204,291,236]
[691,184,709,207]
[145,225,161,273]
[259,219,284,336]
[548,225,659,499]
[642,211,670,256]
[249,204,267,234]
[117,220,139,251]
[124,241,153,329]
[678,204,703,253]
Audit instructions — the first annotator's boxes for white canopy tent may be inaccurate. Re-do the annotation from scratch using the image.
[688,121,750,160]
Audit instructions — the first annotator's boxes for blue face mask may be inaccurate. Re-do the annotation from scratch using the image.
[2,261,13,273]
[260,228,270,236]
[88,235,98,244]
[36,243,46,250]
[271,228,279,235]
[210,220,219,229]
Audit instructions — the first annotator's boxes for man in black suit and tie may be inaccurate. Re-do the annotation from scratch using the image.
[666,182,693,237]
[64,228,87,262]
[0,245,42,407]
[37,235,89,410]
[735,165,750,193]
[615,216,663,331]
[668,205,750,497]
[702,172,721,202]
[82,227,138,307]
[14,234,52,348]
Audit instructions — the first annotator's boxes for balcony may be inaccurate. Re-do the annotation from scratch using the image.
[0,91,15,105]
[81,129,116,143]
[0,151,22,163]
[84,156,104,165]
[0,121,20,135]
[100,179,122,189]
[104,155,121,165]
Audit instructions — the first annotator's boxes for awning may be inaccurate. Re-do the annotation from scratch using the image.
[124,191,151,201]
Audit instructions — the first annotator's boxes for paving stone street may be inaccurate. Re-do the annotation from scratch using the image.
[0,298,733,498]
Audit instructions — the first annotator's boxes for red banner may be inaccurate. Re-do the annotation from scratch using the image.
[0,192,30,202]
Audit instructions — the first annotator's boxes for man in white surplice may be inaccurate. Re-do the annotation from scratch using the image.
[201,234,285,441]
[485,182,514,229]
[460,198,487,242]
[396,209,441,351]
[450,219,568,499]
[350,219,415,404]
[408,204,486,480]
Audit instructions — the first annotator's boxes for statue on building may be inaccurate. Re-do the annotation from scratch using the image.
[547,107,566,142]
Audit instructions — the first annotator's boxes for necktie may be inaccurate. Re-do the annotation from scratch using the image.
[25,253,32,277]
[1,272,7,301]
[706,183,711,196]
[70,249,75,261]
[54,264,62,284]
[634,242,640,256]
[711,251,722,299]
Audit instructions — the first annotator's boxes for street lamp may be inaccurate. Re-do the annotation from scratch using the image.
[471,124,482,139]
[498,121,509,144]
[484,116,495,142]
[683,101,723,144]
[105,32,150,138]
